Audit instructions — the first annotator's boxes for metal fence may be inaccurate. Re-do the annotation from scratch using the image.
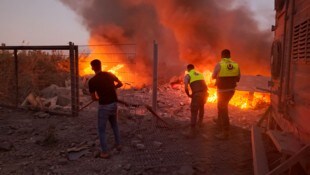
[0,43,141,117]
[0,43,79,116]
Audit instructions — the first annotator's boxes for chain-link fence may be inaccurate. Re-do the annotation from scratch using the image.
[0,44,79,116]
[0,43,145,117]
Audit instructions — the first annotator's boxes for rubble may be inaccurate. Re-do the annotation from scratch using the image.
[0,74,271,174]
[0,141,13,152]
[136,143,146,150]
[152,141,163,148]
[34,111,50,118]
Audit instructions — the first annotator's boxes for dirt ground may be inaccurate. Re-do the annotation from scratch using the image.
[0,87,268,175]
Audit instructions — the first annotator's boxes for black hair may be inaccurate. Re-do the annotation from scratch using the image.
[221,49,231,58]
[90,59,101,70]
[187,64,194,71]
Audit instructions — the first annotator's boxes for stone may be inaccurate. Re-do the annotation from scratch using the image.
[34,112,50,118]
[40,84,59,98]
[123,163,131,171]
[131,139,141,146]
[152,141,163,148]
[193,164,206,173]
[177,166,194,175]
[0,141,13,152]
[136,144,146,150]
[56,94,71,106]
[67,149,88,161]
[57,158,68,165]
[136,134,143,140]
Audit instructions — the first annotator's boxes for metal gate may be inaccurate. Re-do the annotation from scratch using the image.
[0,42,79,117]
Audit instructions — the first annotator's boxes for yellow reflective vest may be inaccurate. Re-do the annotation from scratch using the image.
[219,58,239,77]
[188,69,205,83]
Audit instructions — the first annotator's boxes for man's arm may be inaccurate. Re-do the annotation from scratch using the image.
[109,72,123,89]
[88,79,98,101]
[90,92,99,101]
[236,68,241,82]
[114,79,123,89]
[184,74,191,98]
[212,63,220,80]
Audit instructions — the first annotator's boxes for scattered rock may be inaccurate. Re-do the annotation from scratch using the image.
[131,139,142,146]
[34,112,50,119]
[152,141,163,148]
[57,158,68,165]
[193,164,206,173]
[67,149,89,161]
[136,144,146,150]
[123,163,131,171]
[136,134,143,140]
[57,94,71,106]
[177,166,194,175]
[0,141,13,152]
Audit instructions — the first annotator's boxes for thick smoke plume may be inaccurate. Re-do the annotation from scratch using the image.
[60,0,272,83]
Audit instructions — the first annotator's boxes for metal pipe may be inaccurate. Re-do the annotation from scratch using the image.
[152,41,158,112]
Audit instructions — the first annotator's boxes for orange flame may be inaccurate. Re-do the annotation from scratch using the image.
[202,70,270,109]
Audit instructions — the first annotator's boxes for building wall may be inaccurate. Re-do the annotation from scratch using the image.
[272,0,310,143]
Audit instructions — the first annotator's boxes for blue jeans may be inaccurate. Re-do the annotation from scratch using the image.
[98,102,120,152]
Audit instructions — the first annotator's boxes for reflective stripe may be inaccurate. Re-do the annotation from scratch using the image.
[219,58,239,77]
[188,69,205,83]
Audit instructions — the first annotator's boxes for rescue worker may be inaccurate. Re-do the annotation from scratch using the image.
[184,64,208,138]
[212,49,240,139]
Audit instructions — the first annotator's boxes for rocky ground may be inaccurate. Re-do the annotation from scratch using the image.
[0,84,272,175]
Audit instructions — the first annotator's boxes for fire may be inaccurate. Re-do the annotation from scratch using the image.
[206,87,270,109]
[80,61,124,78]
[203,71,270,109]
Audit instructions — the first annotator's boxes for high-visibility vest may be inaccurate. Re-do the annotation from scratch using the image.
[219,58,239,77]
[188,69,205,83]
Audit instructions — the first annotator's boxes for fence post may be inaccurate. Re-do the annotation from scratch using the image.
[14,49,18,107]
[74,46,79,117]
[152,41,158,112]
[69,42,77,117]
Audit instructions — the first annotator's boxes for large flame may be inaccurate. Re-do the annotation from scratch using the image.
[202,71,270,109]
[78,37,150,88]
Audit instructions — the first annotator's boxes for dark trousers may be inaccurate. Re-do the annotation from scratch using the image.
[191,91,207,128]
[217,90,235,132]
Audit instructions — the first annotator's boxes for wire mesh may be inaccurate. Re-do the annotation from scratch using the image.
[0,46,78,116]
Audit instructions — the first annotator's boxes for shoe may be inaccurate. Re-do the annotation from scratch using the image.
[113,144,122,151]
[99,152,110,159]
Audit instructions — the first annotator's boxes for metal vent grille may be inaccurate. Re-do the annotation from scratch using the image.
[292,19,310,63]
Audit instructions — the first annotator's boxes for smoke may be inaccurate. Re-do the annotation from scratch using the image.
[60,0,272,80]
